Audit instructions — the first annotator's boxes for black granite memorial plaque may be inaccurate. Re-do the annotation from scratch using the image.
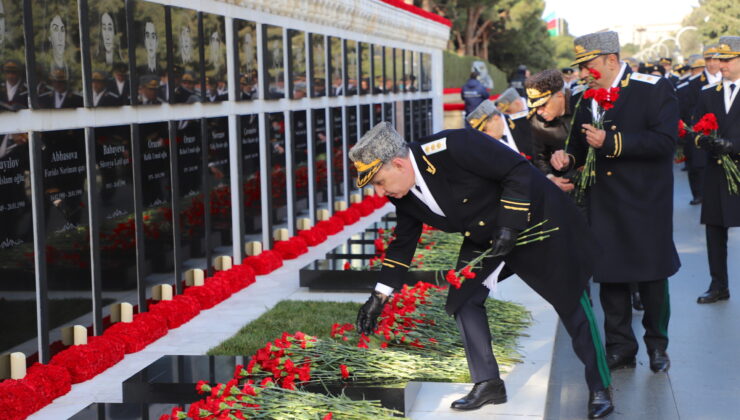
[239,114,261,242]
[344,39,357,96]
[138,122,174,277]
[175,119,205,263]
[202,13,227,103]
[384,102,393,127]
[346,106,358,195]
[372,44,383,95]
[234,18,258,101]
[360,104,371,136]
[40,129,92,356]
[31,0,83,109]
[94,125,136,297]
[130,0,167,105]
[403,100,412,140]
[262,24,285,100]
[170,6,202,103]
[394,48,403,92]
[312,109,328,212]
[330,107,343,201]
[327,36,342,97]
[0,0,28,111]
[403,50,413,93]
[287,29,306,99]
[206,117,231,256]
[359,42,370,95]
[372,102,382,126]
[421,53,431,92]
[267,112,286,233]
[86,0,128,107]
[292,110,309,222]
[0,132,36,355]
[309,33,326,98]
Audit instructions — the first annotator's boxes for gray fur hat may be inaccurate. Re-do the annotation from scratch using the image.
[572,31,620,66]
[466,99,498,129]
[348,121,407,187]
[716,36,740,59]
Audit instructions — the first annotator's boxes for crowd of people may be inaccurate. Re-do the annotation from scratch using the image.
[350,31,740,419]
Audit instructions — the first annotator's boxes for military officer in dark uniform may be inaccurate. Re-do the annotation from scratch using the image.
[352,122,614,418]
[551,31,680,373]
[38,68,83,109]
[90,70,121,107]
[694,36,740,304]
[493,87,527,115]
[466,99,533,160]
[0,60,28,111]
[659,57,679,86]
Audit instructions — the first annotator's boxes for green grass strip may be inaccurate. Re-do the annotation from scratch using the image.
[580,291,612,389]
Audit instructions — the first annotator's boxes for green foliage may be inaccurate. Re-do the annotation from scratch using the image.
[488,0,556,76]
[552,35,576,69]
[208,300,361,356]
[443,50,507,93]
[692,0,740,42]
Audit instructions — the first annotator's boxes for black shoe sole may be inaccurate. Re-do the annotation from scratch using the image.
[588,404,614,419]
[697,295,730,304]
[450,396,507,410]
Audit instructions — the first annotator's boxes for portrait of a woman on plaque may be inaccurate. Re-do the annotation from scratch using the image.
[31,0,83,109]
[309,34,326,98]
[262,24,285,100]
[86,0,128,107]
[0,0,28,111]
[234,19,258,101]
[327,37,342,97]
[170,6,201,104]
[131,0,167,106]
[202,13,227,103]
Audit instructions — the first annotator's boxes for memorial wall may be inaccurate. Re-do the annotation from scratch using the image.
[0,0,446,365]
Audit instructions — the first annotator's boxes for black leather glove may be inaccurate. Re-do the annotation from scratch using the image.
[490,226,519,257]
[697,135,714,151]
[709,137,734,155]
[356,291,389,335]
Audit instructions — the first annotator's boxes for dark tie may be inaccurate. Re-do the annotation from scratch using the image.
[500,135,509,144]
[730,84,736,96]
[414,185,422,193]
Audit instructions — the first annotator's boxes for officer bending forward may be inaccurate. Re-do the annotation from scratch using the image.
[352,122,614,419]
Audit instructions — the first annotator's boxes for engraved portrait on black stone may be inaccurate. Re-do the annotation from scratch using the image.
[359,42,370,95]
[32,0,83,109]
[202,14,227,103]
[171,7,201,104]
[234,19,258,101]
[263,25,284,100]
[309,34,325,98]
[87,0,128,106]
[0,0,28,111]
[176,118,205,261]
[344,40,357,96]
[327,37,342,97]
[311,109,328,210]
[206,117,231,253]
[131,1,167,105]
[288,30,306,99]
[239,114,261,239]
[267,112,286,229]
[372,44,383,95]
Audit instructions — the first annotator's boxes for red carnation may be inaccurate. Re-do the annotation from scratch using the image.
[339,364,350,379]
[678,120,688,138]
[693,113,718,135]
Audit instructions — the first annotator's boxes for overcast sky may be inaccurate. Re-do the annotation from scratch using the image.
[543,0,700,37]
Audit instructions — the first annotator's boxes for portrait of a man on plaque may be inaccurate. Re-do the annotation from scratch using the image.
[309,34,326,98]
[203,13,227,103]
[262,24,285,100]
[131,0,167,105]
[327,37,342,97]
[0,0,28,111]
[234,19,258,101]
[31,0,83,109]
[87,0,128,107]
[171,7,201,104]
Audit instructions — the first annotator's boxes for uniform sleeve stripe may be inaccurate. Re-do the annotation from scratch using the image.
[383,258,409,268]
[503,205,530,211]
[382,262,396,268]
[500,199,530,206]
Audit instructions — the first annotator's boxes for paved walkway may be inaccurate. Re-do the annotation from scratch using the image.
[545,165,740,420]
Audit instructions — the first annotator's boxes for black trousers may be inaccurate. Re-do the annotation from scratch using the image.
[599,279,670,357]
[455,284,610,391]
[688,167,705,200]
[706,224,729,291]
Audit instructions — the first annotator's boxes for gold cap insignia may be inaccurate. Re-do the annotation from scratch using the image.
[354,158,383,188]
[574,45,586,54]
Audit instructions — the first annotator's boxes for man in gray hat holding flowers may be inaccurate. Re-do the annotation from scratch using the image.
[551,31,680,377]
[352,121,614,418]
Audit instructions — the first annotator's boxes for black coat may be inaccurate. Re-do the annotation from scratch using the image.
[37,90,84,109]
[566,68,681,283]
[380,128,597,315]
[683,72,713,168]
[504,111,534,160]
[695,82,740,227]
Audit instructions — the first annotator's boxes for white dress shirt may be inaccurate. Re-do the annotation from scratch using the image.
[723,78,740,114]
[592,62,626,121]
[706,69,722,85]
[54,91,67,109]
[5,81,19,102]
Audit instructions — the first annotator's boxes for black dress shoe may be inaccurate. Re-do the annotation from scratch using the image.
[631,291,644,311]
[588,388,614,419]
[690,197,703,205]
[450,379,507,410]
[606,353,636,370]
[697,288,730,304]
[649,349,670,372]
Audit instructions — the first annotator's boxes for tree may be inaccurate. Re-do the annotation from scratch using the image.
[552,34,575,70]
[683,0,740,43]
